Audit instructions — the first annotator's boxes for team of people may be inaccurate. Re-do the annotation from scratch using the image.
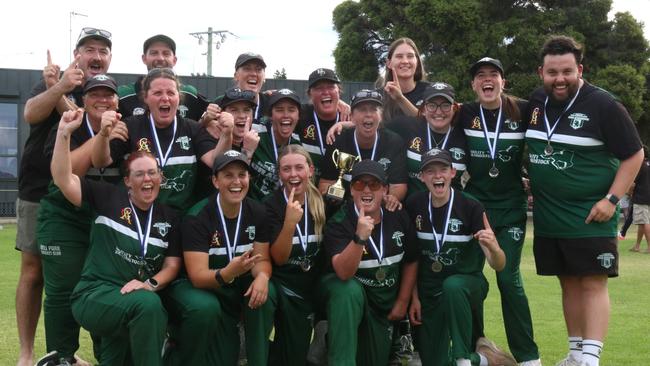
[15,27,642,366]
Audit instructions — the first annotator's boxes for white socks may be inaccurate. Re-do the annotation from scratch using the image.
[568,336,583,362]
[456,358,471,366]
[581,339,603,366]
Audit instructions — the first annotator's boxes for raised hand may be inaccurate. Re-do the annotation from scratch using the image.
[105,112,128,141]
[383,67,403,100]
[58,109,84,134]
[356,207,375,241]
[59,55,84,93]
[44,50,61,89]
[243,129,260,155]
[99,110,120,138]
[285,187,304,226]
[474,213,497,250]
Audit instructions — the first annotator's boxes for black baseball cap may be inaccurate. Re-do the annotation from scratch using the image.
[76,27,112,49]
[268,89,301,109]
[420,148,452,171]
[219,88,258,109]
[308,68,340,88]
[423,82,455,104]
[235,52,266,69]
[83,74,117,94]
[350,160,387,185]
[212,150,250,174]
[350,89,383,109]
[469,57,504,78]
[143,34,176,54]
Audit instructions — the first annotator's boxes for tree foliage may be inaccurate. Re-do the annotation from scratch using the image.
[273,68,287,80]
[332,0,650,141]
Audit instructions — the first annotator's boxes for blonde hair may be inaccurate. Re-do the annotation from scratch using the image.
[277,144,326,237]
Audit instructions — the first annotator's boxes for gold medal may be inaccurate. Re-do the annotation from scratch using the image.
[431,260,443,273]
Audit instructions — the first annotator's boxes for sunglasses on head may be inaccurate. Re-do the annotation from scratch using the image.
[226,88,257,100]
[353,90,382,101]
[351,179,383,191]
[79,27,112,40]
[147,67,176,77]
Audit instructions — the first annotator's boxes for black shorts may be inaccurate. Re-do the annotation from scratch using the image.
[533,236,618,277]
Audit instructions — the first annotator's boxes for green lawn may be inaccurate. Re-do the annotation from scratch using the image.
[0,223,648,365]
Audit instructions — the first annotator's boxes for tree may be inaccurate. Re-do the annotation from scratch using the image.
[273,68,287,80]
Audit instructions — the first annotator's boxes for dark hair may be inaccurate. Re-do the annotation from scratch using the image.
[540,35,584,64]
[379,37,427,122]
[122,151,159,177]
[139,68,184,106]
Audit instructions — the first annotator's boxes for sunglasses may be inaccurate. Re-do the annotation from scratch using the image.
[226,88,257,100]
[79,27,112,40]
[352,90,382,101]
[147,67,176,77]
[351,179,383,192]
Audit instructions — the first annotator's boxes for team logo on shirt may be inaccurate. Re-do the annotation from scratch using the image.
[120,207,133,225]
[304,125,316,140]
[530,108,539,126]
[409,137,422,152]
[471,116,481,129]
[597,252,615,269]
[415,215,423,231]
[448,219,462,233]
[178,105,189,118]
[568,113,589,130]
[532,150,575,170]
[377,158,391,171]
[392,231,405,247]
[449,147,465,161]
[153,222,171,237]
[505,119,519,130]
[508,227,524,241]
[176,136,191,151]
[133,107,146,116]
[497,145,518,163]
[211,231,221,247]
[160,170,191,192]
[137,138,152,153]
[245,226,256,240]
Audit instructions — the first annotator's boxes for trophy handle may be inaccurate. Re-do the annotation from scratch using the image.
[332,149,340,167]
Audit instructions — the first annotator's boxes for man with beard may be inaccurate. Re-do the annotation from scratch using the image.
[525,35,643,366]
[19,27,112,366]
[118,34,208,121]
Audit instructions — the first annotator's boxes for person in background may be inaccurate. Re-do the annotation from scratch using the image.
[18,27,112,366]
[629,146,650,253]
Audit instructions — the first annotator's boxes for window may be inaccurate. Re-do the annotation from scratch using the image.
[0,103,18,178]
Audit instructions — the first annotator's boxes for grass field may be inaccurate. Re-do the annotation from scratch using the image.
[0,222,648,365]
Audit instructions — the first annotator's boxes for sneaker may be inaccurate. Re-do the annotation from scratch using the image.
[617,232,625,240]
[555,355,581,366]
[35,351,59,366]
[519,359,542,366]
[307,320,328,366]
[475,337,517,366]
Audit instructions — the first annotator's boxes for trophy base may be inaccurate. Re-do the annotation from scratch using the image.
[326,185,346,203]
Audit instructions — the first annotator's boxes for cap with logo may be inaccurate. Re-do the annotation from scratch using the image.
[83,74,118,94]
[350,160,388,185]
[76,27,112,49]
[350,89,383,109]
[268,89,301,109]
[308,68,340,88]
[420,148,453,171]
[235,52,266,69]
[212,150,251,174]
[219,88,258,109]
[469,57,504,78]
[143,34,176,54]
[422,82,455,104]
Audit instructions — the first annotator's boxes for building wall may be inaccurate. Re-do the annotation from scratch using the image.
[0,68,374,216]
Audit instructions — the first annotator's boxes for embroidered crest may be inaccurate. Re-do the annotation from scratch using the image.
[410,137,422,152]
[392,231,404,247]
[471,116,481,129]
[211,231,221,248]
[137,138,152,153]
[153,222,171,237]
[176,136,191,151]
[530,108,539,126]
[120,207,132,225]
[304,125,316,140]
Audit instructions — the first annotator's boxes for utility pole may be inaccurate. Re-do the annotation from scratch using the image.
[189,27,238,76]
[69,11,88,62]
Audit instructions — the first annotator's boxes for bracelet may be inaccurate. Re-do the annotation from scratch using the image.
[215,269,234,286]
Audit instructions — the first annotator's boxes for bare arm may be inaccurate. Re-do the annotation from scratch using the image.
[388,260,418,320]
[332,207,374,280]
[91,111,122,168]
[475,213,506,271]
[245,242,272,309]
[51,109,85,207]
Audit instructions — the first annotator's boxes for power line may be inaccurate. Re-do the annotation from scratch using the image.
[189,27,238,76]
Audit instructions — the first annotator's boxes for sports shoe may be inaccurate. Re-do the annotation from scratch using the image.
[617,232,625,240]
[307,320,328,366]
[555,355,581,366]
[476,337,517,366]
[35,351,60,366]
[519,359,542,366]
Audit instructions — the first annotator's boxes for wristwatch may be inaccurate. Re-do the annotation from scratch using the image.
[353,234,368,246]
[145,278,159,290]
[605,193,620,205]
[215,269,234,286]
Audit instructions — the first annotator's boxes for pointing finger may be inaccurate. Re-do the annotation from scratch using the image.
[288,186,295,203]
[482,213,492,231]
[47,50,52,66]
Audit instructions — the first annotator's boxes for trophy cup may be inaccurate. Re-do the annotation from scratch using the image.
[326,149,360,203]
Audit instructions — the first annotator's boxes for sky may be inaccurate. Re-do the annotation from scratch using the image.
[1,0,649,80]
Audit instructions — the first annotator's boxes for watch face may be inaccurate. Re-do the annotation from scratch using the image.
[148,278,159,287]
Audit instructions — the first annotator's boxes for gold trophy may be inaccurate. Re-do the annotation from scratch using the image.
[326,149,360,202]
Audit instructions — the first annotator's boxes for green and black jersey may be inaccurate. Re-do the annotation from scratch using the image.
[249,122,301,201]
[297,104,338,182]
[525,83,642,238]
[460,101,527,209]
[266,188,323,299]
[321,128,408,196]
[405,190,485,288]
[110,114,217,211]
[324,201,418,314]
[183,195,270,270]
[37,114,122,244]
[395,115,467,193]
[118,77,208,121]
[72,179,181,295]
